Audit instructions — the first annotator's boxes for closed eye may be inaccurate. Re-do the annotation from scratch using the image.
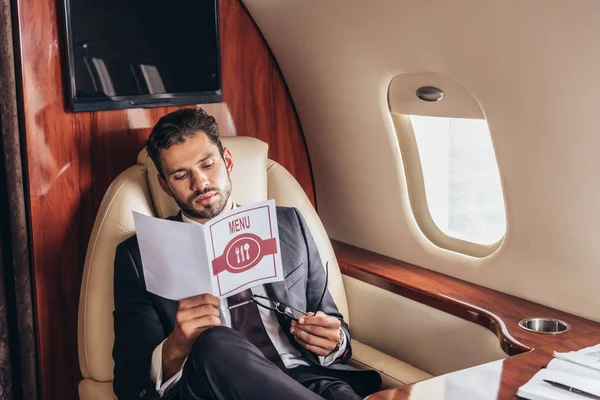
[174,173,187,180]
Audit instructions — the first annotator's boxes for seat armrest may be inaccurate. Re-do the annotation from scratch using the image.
[349,340,433,389]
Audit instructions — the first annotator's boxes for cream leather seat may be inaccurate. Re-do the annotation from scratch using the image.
[78,136,432,399]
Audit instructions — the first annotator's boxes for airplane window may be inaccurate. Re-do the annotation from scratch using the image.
[410,115,505,245]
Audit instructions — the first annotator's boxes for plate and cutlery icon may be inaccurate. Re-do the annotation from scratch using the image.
[212,233,277,275]
[235,243,251,263]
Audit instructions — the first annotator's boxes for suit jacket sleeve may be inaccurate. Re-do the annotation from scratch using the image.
[113,240,166,399]
[292,208,353,364]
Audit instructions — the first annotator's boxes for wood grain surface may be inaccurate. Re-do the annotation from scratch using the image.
[13,0,313,398]
[334,240,600,355]
[369,331,600,400]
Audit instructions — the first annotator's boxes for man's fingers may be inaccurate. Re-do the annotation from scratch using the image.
[179,293,221,310]
[176,304,220,323]
[297,314,341,329]
[293,324,339,342]
[293,335,332,356]
[292,327,335,352]
[181,314,221,333]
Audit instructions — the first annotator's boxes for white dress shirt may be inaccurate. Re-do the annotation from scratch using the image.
[150,212,347,397]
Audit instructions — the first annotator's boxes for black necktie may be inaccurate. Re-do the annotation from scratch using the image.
[228,289,287,372]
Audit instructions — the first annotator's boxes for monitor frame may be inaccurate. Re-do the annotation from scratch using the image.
[62,0,223,113]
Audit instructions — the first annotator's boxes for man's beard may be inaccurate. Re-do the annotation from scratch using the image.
[173,173,232,220]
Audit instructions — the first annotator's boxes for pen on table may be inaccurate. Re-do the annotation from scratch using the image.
[543,379,600,400]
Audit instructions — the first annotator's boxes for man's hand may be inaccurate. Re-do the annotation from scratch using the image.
[162,293,221,380]
[289,311,342,357]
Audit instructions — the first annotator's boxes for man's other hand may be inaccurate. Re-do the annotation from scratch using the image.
[162,293,221,380]
[289,311,342,357]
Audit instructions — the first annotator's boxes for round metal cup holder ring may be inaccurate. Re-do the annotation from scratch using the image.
[518,317,571,335]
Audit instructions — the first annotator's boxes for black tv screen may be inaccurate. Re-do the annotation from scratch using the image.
[63,0,222,112]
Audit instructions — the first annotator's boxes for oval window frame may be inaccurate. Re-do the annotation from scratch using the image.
[389,73,506,258]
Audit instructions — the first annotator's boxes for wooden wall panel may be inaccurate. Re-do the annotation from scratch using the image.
[13,0,314,398]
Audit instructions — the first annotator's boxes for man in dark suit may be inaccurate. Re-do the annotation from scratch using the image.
[112,108,381,400]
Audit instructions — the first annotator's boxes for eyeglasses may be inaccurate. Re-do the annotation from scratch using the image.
[228,262,330,321]
[250,294,308,320]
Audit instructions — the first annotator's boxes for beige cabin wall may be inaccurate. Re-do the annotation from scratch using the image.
[242,0,600,322]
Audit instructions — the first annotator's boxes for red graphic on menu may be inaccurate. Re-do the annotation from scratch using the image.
[212,233,278,275]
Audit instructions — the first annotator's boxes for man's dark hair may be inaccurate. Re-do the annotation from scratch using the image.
[146,107,224,176]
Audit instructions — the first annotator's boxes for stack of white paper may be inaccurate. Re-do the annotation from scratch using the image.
[554,344,600,372]
[517,344,600,400]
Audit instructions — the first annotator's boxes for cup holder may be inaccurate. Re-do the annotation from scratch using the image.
[518,318,571,335]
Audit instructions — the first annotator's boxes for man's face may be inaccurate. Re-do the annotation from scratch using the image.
[157,132,234,222]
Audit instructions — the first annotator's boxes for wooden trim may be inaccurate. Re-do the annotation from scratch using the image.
[369,331,600,399]
[333,240,600,355]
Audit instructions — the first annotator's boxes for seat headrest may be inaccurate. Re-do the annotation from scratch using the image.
[137,136,269,218]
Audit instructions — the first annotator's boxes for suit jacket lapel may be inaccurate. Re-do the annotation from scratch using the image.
[264,281,290,309]
[264,282,294,337]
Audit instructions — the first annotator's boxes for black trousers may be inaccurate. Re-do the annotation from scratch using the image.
[179,326,380,400]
